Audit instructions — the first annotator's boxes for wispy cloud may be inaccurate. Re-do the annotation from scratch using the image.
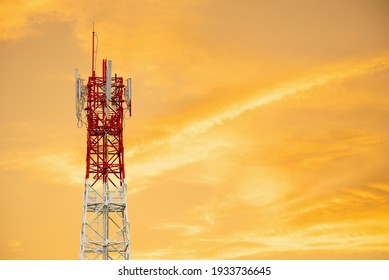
[8,239,23,252]
[152,223,206,236]
[125,53,389,193]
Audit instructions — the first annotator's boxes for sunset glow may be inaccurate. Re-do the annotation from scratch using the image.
[1,0,389,259]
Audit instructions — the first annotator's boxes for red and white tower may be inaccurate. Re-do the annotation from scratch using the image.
[75,30,132,260]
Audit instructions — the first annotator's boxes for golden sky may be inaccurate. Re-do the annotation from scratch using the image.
[1,0,389,259]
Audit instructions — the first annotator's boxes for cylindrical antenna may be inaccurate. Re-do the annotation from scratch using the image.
[106,60,112,101]
[92,23,95,77]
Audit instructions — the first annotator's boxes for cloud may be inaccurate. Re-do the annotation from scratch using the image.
[152,223,206,236]
[180,53,389,133]
[8,239,23,252]
[126,137,228,193]
[0,148,84,187]
[124,53,389,193]
[0,0,70,41]
[34,152,84,186]
[126,57,389,258]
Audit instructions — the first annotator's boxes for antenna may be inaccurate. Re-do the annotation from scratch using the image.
[106,60,112,101]
[92,29,95,76]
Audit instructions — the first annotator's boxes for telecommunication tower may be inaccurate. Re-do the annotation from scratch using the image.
[75,30,132,260]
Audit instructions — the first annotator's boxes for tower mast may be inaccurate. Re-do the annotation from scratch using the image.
[75,30,132,260]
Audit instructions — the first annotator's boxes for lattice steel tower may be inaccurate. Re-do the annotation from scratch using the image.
[75,30,132,260]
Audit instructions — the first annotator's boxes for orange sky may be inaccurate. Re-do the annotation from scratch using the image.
[1,0,389,259]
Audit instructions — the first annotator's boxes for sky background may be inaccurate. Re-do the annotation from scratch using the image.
[1,0,389,259]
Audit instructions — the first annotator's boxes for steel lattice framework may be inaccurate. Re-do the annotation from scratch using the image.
[75,31,132,260]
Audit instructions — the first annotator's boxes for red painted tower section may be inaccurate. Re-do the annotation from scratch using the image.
[85,59,125,193]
